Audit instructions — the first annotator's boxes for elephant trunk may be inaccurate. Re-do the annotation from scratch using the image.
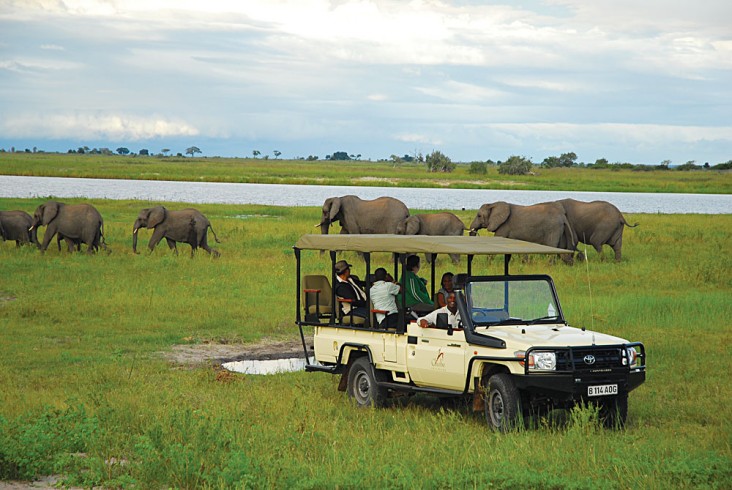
[132,226,139,253]
[30,225,39,246]
[319,220,330,235]
[468,217,482,236]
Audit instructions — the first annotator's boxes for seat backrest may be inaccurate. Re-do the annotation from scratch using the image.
[303,275,333,312]
[454,273,468,290]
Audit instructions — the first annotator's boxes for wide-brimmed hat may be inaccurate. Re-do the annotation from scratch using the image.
[334,260,353,274]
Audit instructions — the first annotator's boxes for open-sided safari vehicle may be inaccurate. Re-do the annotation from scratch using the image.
[294,234,646,430]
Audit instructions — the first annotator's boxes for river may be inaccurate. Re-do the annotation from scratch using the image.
[1,175,730,213]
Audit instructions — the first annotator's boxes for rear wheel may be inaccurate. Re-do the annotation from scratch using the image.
[347,357,386,408]
[484,374,522,432]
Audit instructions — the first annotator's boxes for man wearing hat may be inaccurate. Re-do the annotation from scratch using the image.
[334,260,369,320]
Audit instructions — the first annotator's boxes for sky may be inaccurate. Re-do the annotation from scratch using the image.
[1,0,731,164]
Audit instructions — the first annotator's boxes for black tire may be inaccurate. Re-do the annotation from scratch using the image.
[598,394,628,429]
[484,374,522,432]
[347,357,386,408]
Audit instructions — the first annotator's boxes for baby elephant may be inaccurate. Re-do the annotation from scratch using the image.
[133,206,220,257]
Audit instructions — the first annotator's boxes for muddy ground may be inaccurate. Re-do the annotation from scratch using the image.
[162,336,313,367]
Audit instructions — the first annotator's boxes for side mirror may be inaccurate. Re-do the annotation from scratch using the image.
[436,312,452,335]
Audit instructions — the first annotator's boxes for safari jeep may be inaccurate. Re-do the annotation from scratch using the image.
[294,234,646,430]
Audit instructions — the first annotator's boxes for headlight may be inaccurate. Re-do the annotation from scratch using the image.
[531,351,556,371]
[517,350,556,371]
[624,347,639,368]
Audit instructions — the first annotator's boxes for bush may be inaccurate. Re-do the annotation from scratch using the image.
[468,161,488,175]
[425,151,455,173]
[498,156,534,175]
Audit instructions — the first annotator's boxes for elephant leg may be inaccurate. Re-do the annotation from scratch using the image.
[39,228,56,252]
[165,237,180,255]
[148,229,167,253]
[198,235,220,258]
[612,237,622,261]
[449,253,460,265]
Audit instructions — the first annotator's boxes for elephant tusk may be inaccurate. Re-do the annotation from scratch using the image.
[314,223,321,228]
[28,225,34,231]
[133,228,138,234]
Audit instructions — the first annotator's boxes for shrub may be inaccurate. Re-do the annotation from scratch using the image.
[498,156,534,175]
[468,161,488,175]
[425,151,455,173]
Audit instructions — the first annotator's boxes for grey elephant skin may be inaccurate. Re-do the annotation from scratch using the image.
[469,201,576,263]
[0,210,37,246]
[552,199,637,261]
[31,201,107,254]
[319,196,409,235]
[133,206,220,257]
[396,212,465,264]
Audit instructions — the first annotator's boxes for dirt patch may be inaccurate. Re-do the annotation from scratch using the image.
[162,337,312,367]
[0,293,16,306]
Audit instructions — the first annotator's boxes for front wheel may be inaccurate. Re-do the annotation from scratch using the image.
[598,394,628,429]
[347,357,386,408]
[484,374,522,432]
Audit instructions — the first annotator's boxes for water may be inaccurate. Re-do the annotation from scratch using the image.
[222,357,315,375]
[1,175,730,213]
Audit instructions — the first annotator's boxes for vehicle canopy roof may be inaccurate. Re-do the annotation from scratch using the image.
[295,234,573,256]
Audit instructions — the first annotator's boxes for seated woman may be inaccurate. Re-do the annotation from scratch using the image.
[436,272,454,308]
[398,254,434,315]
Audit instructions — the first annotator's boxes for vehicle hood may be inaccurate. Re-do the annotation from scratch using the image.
[474,324,631,350]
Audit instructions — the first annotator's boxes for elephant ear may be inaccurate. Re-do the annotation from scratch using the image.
[41,202,60,225]
[147,206,167,228]
[486,202,510,231]
[328,197,341,222]
[405,216,421,235]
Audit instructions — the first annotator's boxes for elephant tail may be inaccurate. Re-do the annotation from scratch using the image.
[561,220,578,251]
[623,219,639,228]
[209,224,221,243]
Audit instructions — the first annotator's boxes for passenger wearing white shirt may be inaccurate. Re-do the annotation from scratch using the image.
[370,267,401,328]
[418,293,461,329]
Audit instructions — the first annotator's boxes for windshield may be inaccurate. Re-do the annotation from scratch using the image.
[466,277,562,326]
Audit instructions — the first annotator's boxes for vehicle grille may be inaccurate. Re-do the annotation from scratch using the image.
[556,347,624,372]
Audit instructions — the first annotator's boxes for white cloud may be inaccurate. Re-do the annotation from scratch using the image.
[1,113,199,140]
[395,133,443,146]
[487,122,732,148]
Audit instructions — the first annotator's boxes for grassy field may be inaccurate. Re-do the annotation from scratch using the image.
[0,196,730,488]
[2,152,732,194]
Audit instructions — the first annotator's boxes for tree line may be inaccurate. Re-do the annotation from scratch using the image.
[2,146,730,172]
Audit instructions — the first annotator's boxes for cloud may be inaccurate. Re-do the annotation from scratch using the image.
[0,113,200,140]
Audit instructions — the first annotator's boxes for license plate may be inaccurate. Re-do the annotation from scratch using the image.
[588,384,618,397]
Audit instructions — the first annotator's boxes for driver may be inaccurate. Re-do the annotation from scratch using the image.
[418,292,461,329]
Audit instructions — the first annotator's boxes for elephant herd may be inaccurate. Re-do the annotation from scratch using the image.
[2,196,635,262]
[0,201,220,257]
[317,195,637,262]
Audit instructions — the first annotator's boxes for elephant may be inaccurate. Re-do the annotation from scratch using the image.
[553,199,638,261]
[318,196,409,235]
[0,210,37,246]
[396,212,465,264]
[132,206,220,257]
[31,201,107,254]
[469,201,577,264]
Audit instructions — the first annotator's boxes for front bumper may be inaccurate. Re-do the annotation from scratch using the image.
[513,369,646,402]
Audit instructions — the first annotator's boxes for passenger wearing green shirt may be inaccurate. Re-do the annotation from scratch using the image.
[398,254,434,315]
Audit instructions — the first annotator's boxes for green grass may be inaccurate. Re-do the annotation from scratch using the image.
[2,152,732,193]
[0,198,731,488]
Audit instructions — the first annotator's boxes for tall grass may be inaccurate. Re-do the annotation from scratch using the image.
[0,198,730,488]
[2,152,731,193]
